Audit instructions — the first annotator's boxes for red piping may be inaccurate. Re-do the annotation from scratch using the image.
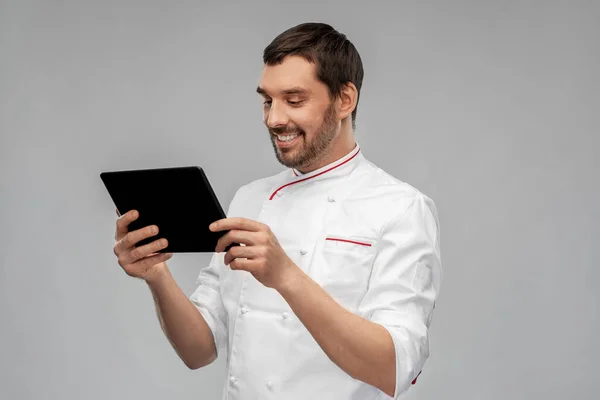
[325,237,372,247]
[270,147,361,200]
[412,370,422,385]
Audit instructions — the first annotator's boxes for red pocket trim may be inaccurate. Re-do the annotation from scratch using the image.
[325,237,372,247]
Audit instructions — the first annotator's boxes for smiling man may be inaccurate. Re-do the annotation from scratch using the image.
[115,22,442,400]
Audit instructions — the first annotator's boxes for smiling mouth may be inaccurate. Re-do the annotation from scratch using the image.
[273,132,302,146]
[276,133,299,141]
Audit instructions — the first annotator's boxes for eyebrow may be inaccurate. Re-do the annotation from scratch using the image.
[256,86,309,96]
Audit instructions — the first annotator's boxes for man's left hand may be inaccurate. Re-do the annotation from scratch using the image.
[209,217,299,291]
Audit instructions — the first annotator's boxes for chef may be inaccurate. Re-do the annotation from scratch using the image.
[114,22,441,400]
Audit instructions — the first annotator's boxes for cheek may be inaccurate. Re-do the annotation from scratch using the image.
[289,110,318,134]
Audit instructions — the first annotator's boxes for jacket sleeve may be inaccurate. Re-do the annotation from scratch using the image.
[357,192,442,398]
[189,252,228,358]
[186,184,248,359]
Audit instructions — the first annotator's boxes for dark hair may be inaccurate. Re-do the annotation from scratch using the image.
[263,22,364,130]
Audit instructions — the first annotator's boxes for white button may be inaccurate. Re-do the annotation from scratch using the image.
[300,249,307,256]
[241,306,248,314]
[282,311,289,319]
[276,191,283,197]
[230,376,237,384]
[327,196,335,202]
[266,381,275,390]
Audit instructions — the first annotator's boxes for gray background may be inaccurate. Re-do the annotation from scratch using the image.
[1,0,598,399]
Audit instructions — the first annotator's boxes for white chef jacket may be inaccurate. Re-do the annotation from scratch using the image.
[189,142,442,400]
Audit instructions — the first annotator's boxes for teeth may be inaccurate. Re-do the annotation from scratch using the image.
[277,134,298,142]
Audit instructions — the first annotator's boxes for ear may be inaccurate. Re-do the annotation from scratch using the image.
[336,82,358,121]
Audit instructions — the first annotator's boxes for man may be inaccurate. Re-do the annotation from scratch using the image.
[113,22,441,400]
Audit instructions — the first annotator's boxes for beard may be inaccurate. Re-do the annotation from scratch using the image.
[267,101,338,170]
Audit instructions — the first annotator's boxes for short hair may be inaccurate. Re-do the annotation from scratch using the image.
[263,22,364,130]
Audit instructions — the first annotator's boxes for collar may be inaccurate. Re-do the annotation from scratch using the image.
[269,142,364,200]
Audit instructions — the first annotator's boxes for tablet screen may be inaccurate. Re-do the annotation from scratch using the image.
[101,166,230,253]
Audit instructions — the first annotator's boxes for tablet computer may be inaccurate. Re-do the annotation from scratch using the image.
[100,166,236,253]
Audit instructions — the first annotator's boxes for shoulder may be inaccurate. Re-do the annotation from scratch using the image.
[356,158,437,215]
[235,169,289,198]
[348,159,441,247]
[225,169,290,215]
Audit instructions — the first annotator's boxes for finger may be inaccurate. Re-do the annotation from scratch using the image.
[215,230,258,253]
[210,217,265,233]
[131,252,173,272]
[115,224,159,255]
[115,210,139,240]
[223,245,257,266]
[228,257,257,272]
[121,236,169,265]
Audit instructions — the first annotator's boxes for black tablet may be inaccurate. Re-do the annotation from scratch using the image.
[100,166,235,253]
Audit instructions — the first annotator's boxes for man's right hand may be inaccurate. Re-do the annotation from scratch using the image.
[113,208,173,283]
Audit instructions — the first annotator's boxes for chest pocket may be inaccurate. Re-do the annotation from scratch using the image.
[316,234,378,312]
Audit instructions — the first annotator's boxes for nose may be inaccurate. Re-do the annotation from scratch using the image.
[264,100,289,129]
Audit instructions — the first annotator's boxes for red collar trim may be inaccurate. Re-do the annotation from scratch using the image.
[269,147,361,200]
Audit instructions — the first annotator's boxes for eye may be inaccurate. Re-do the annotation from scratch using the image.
[263,99,272,107]
[287,100,304,106]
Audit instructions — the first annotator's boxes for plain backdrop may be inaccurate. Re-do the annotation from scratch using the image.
[1,1,598,399]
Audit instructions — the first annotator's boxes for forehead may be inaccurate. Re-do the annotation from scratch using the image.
[258,55,326,96]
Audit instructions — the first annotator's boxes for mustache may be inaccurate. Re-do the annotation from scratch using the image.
[269,126,303,136]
